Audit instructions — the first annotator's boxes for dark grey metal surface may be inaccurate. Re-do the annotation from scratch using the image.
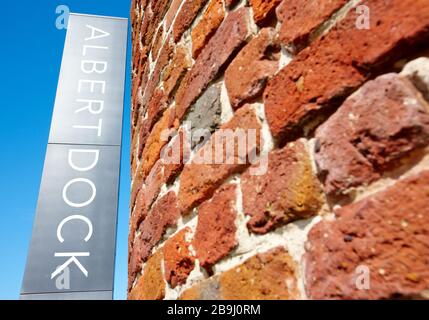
[21,13,127,300]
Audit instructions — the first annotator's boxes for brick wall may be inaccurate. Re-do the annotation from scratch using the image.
[128,0,429,300]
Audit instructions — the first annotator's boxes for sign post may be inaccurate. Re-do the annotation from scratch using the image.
[20,13,128,300]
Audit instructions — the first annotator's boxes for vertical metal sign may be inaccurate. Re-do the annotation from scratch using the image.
[20,14,128,300]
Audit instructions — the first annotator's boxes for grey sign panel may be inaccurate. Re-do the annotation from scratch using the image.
[21,144,120,295]
[21,13,127,300]
[48,14,128,146]
[20,291,113,300]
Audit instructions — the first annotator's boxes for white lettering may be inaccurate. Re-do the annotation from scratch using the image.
[62,178,97,208]
[81,60,107,74]
[75,99,104,115]
[68,149,99,172]
[85,25,110,41]
[57,215,93,243]
[51,252,90,278]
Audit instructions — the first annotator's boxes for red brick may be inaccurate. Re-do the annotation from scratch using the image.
[163,227,195,288]
[162,129,191,184]
[144,160,164,210]
[180,247,299,299]
[147,88,168,131]
[191,0,225,59]
[129,234,144,285]
[178,104,263,214]
[138,119,151,160]
[264,0,429,144]
[193,184,238,270]
[162,45,192,100]
[128,188,147,287]
[276,0,347,51]
[242,140,324,234]
[152,24,165,59]
[130,0,137,27]
[315,73,429,196]
[129,250,165,300]
[305,171,429,299]
[130,119,140,175]
[134,191,181,271]
[142,36,173,106]
[132,48,149,127]
[141,107,178,178]
[165,0,183,31]
[130,188,147,238]
[139,4,154,47]
[249,0,282,25]
[175,7,252,120]
[131,152,138,179]
[224,0,239,9]
[173,0,209,42]
[138,62,150,108]
[130,162,144,209]
[225,28,279,108]
[144,0,171,47]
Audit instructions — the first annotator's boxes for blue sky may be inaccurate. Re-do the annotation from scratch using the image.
[0,1,131,299]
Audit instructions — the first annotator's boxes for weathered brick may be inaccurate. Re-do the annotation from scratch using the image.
[128,187,147,284]
[249,0,282,25]
[129,250,165,300]
[224,0,239,9]
[162,45,192,100]
[152,24,165,59]
[242,140,324,234]
[191,0,225,58]
[131,151,138,179]
[130,119,140,176]
[132,48,149,126]
[165,0,183,31]
[173,0,209,42]
[193,184,238,270]
[186,82,222,148]
[130,0,137,28]
[134,191,180,269]
[130,162,144,209]
[180,247,299,299]
[315,73,429,196]
[163,227,195,288]
[264,0,429,144]
[146,88,167,130]
[305,171,429,299]
[139,4,154,47]
[162,129,191,184]
[276,0,347,51]
[225,28,279,108]
[138,62,151,106]
[401,57,429,101]
[129,233,144,284]
[143,36,174,106]
[130,188,147,238]
[138,119,151,160]
[178,105,263,214]
[175,7,252,120]
[144,0,171,48]
[141,107,178,178]
[144,160,164,210]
